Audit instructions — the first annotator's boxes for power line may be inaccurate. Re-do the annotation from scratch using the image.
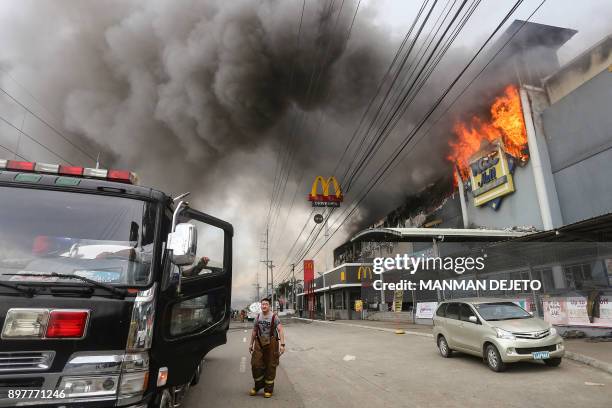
[268,0,349,239]
[275,0,432,281]
[281,0,466,280]
[0,85,97,163]
[307,0,538,263]
[0,113,75,165]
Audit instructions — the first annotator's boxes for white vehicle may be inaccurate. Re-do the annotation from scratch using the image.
[247,302,261,321]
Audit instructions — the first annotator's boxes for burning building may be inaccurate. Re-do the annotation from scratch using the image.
[299,22,612,334]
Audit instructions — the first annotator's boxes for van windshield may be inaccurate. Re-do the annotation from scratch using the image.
[0,187,156,286]
[474,302,531,321]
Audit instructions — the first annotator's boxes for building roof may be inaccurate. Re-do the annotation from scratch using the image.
[350,227,529,243]
[514,212,612,242]
[495,20,576,52]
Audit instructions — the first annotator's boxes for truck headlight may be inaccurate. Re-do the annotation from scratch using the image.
[58,375,119,397]
[495,328,515,340]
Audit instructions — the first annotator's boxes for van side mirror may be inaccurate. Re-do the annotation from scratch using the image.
[468,316,478,323]
[167,223,197,266]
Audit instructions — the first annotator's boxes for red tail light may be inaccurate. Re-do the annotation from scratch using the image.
[46,310,89,338]
[7,160,35,171]
[59,165,84,176]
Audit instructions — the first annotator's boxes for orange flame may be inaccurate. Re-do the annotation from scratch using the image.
[448,85,528,183]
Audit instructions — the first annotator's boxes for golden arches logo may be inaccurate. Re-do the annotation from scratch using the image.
[308,176,343,203]
[357,266,372,281]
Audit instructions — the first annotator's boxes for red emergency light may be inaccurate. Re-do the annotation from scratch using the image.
[0,159,138,185]
[7,160,35,171]
[45,310,89,338]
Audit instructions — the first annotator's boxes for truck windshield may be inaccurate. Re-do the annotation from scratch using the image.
[0,186,156,286]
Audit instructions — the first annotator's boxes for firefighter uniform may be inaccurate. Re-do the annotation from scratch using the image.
[250,313,281,396]
[251,336,280,393]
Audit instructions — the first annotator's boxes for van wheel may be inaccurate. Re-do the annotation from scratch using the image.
[438,336,452,358]
[544,357,562,367]
[485,344,506,372]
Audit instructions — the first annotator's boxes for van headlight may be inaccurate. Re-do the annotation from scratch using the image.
[550,327,557,336]
[495,328,515,340]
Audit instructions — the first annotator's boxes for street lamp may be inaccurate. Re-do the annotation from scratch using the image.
[317,272,327,320]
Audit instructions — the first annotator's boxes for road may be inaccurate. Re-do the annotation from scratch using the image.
[184,319,612,408]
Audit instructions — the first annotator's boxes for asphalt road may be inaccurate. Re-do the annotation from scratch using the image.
[184,319,612,408]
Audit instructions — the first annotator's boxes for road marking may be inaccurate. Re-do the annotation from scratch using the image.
[240,356,247,373]
[343,354,356,361]
[243,337,247,342]
[244,330,247,333]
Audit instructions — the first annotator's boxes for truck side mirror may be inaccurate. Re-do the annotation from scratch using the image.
[167,223,197,266]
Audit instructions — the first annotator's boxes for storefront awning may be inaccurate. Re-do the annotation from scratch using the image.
[350,227,528,243]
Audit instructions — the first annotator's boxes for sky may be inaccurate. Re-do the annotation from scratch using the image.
[0,0,610,308]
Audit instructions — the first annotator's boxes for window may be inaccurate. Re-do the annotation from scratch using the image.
[459,304,475,322]
[445,303,459,320]
[436,303,447,317]
[0,187,156,286]
[179,217,226,280]
[170,290,226,337]
[563,264,593,289]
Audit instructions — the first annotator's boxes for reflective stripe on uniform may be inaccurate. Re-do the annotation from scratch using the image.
[255,375,264,381]
[265,380,275,384]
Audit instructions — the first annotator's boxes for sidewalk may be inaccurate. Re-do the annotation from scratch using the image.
[292,317,612,375]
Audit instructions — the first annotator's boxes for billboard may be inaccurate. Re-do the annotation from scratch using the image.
[469,142,515,209]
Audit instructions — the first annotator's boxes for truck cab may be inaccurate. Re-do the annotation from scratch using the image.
[0,159,233,407]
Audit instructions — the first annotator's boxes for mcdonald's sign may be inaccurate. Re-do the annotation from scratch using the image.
[308,176,343,207]
[357,266,372,281]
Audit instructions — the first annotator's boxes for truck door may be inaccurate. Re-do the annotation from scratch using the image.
[152,207,233,387]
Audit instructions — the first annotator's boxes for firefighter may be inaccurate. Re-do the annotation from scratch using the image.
[249,297,285,398]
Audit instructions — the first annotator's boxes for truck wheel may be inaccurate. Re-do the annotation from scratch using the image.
[438,336,452,358]
[191,360,203,386]
[485,344,506,372]
[156,389,173,408]
[544,357,562,367]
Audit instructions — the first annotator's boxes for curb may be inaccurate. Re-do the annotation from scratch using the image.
[564,351,612,375]
[291,317,612,375]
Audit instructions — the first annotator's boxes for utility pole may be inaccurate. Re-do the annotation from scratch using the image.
[265,228,269,296]
[291,263,296,311]
[252,282,261,302]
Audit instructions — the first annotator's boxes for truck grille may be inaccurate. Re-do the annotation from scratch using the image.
[515,345,557,355]
[0,351,55,372]
[513,329,550,339]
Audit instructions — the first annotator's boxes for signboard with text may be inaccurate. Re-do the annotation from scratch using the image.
[416,302,438,319]
[469,142,515,209]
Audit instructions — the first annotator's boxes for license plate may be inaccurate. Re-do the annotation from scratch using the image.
[532,351,550,360]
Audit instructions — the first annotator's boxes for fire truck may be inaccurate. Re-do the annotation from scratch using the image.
[0,159,233,407]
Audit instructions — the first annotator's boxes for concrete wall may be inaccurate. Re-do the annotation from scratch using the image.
[544,36,612,104]
[542,69,612,224]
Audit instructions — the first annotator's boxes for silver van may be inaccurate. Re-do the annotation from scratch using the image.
[432,298,564,372]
